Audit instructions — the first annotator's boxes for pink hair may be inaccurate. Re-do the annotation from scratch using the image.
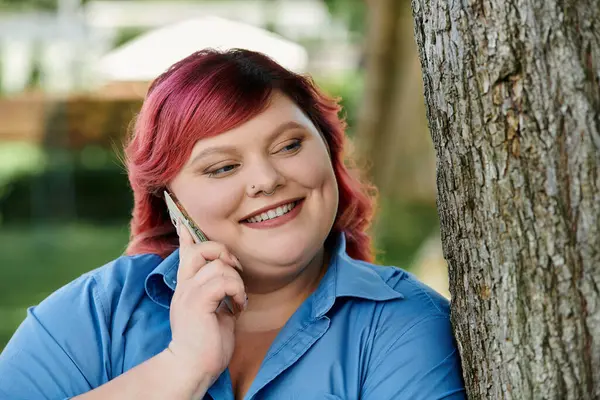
[124,49,377,262]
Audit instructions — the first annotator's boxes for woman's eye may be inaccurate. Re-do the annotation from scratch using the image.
[277,140,302,153]
[207,164,238,177]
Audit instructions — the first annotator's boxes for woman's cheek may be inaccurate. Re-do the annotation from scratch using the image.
[283,150,331,188]
[188,181,242,231]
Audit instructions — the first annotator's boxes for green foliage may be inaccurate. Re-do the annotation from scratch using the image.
[0,0,91,11]
[374,199,440,268]
[0,143,46,189]
[322,0,367,34]
[314,71,364,136]
[114,27,148,48]
[0,146,132,224]
[0,0,57,11]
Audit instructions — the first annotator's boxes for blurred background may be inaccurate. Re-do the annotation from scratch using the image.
[0,0,446,351]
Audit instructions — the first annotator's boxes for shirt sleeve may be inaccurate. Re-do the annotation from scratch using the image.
[0,274,112,400]
[360,314,466,400]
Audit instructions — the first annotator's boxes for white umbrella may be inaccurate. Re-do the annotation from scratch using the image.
[97,16,308,81]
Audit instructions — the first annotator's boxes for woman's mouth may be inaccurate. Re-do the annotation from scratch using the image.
[241,199,304,229]
[245,201,297,223]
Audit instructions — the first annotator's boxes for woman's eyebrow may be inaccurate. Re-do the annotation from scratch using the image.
[188,146,236,167]
[267,121,307,140]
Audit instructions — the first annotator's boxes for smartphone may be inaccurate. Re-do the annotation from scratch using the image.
[164,190,208,243]
[164,190,236,314]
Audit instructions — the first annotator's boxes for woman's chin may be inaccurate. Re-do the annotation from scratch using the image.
[240,236,322,270]
[234,215,332,272]
[249,248,310,268]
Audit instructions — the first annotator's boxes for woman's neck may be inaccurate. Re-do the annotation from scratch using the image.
[235,248,327,332]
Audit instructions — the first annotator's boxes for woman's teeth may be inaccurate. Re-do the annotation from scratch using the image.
[246,201,297,223]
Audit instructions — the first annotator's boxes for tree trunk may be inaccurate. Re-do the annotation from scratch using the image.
[411,0,600,398]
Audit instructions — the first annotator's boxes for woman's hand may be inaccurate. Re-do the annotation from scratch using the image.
[167,222,247,392]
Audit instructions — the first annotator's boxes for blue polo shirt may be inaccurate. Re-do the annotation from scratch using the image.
[0,234,465,399]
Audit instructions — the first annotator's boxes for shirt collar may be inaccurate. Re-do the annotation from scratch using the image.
[144,249,180,309]
[144,233,404,313]
[310,233,404,318]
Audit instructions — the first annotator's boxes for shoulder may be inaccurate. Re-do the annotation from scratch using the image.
[21,252,164,338]
[0,253,165,396]
[355,259,450,318]
[43,253,163,313]
[83,253,164,301]
[351,261,466,398]
[341,258,453,350]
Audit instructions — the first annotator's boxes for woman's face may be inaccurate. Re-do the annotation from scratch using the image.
[169,92,339,283]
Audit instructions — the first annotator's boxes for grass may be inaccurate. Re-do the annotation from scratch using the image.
[0,223,130,350]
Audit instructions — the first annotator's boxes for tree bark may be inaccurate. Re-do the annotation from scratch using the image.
[411,0,600,398]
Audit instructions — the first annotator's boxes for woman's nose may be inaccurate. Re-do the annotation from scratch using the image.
[246,158,285,197]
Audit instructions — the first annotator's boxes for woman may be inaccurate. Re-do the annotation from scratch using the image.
[0,49,465,399]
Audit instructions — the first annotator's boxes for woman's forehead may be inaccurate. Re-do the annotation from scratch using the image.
[189,94,317,152]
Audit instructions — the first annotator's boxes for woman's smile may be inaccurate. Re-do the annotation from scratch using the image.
[240,198,304,229]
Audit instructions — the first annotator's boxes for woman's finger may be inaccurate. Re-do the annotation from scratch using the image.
[177,241,243,283]
[186,242,242,272]
[177,219,196,248]
[191,259,244,287]
[195,275,247,314]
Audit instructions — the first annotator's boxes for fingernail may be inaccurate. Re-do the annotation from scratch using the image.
[233,256,243,271]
